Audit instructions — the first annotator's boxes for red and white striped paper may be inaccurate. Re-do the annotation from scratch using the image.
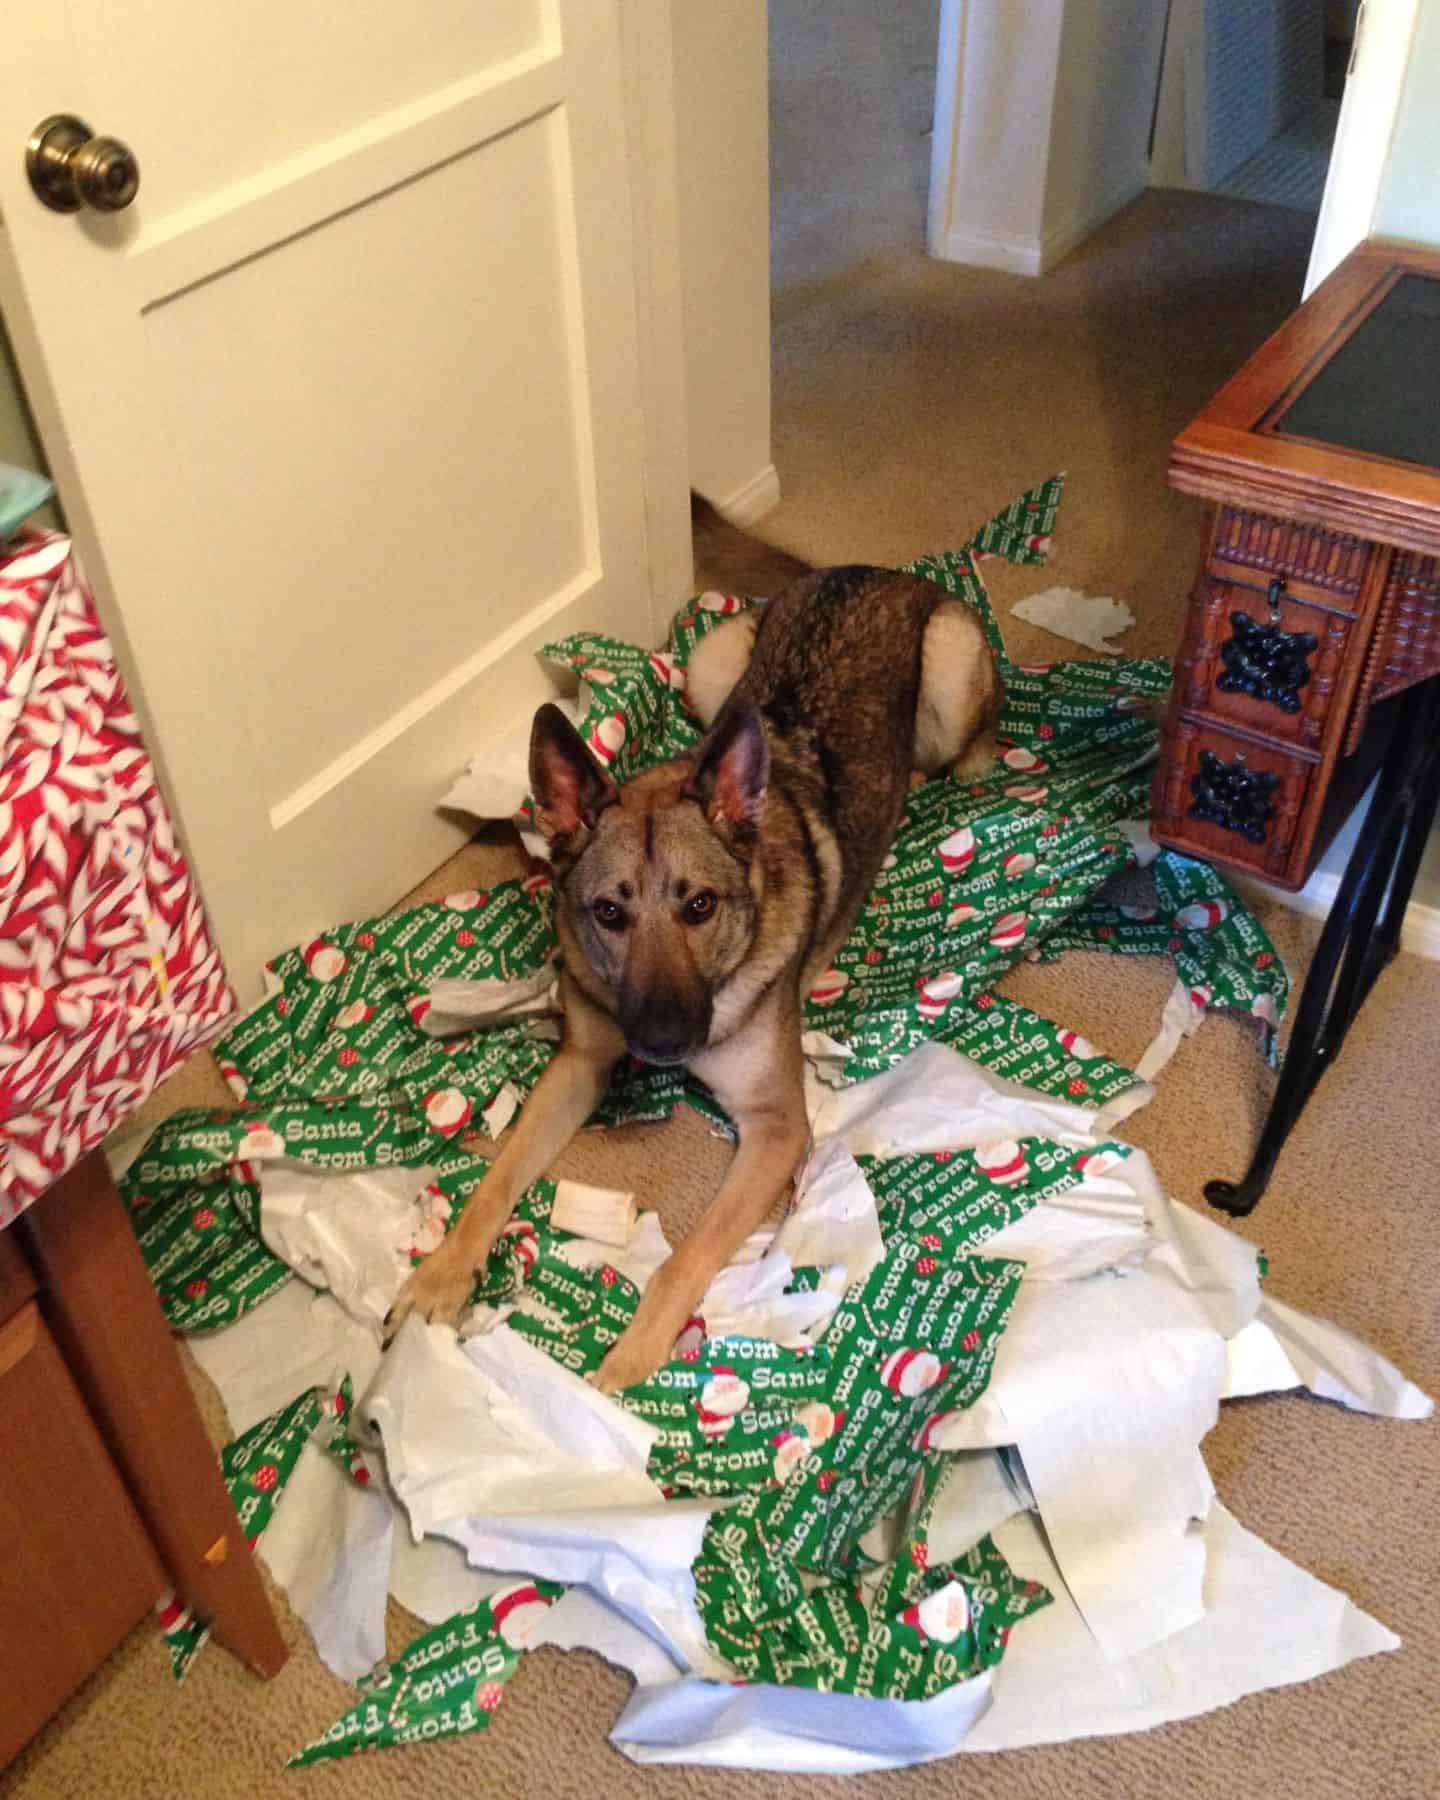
[0,531,235,1223]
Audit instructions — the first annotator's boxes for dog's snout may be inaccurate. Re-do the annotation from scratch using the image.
[620,989,710,1067]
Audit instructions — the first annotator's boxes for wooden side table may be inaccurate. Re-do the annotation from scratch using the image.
[1153,239,1440,1214]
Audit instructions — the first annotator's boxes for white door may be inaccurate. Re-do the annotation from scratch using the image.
[0,1,682,1001]
[1307,0,1423,292]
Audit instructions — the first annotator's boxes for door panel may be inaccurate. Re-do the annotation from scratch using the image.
[0,1,662,999]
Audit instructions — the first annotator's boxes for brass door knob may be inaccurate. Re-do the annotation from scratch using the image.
[27,114,140,214]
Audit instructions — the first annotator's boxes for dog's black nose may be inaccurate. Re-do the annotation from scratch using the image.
[629,1037,692,1067]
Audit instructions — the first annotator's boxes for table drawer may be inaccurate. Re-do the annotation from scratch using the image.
[1209,505,1376,610]
[1174,571,1356,750]
[1151,714,1316,884]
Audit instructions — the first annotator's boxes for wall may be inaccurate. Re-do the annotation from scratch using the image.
[929,0,1164,277]
[770,0,939,293]
[1,324,45,476]
[1371,0,1440,243]
[927,0,1065,274]
[670,0,776,521]
[1044,0,1169,254]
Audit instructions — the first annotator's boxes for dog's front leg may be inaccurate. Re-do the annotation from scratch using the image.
[593,1009,808,1394]
[384,979,623,1341]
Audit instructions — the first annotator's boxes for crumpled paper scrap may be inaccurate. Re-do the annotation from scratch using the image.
[1011,586,1137,655]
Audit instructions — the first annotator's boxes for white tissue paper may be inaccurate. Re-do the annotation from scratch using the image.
[259,1162,448,1333]
[441,693,581,857]
[420,971,560,1037]
[1011,586,1137,655]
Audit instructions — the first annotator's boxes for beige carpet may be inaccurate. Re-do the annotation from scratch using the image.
[8,191,1439,1799]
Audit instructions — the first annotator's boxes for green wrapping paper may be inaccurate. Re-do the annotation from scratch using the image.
[289,1579,567,1765]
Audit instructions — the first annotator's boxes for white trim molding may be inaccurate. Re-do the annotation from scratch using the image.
[1231,870,1440,964]
[716,463,781,527]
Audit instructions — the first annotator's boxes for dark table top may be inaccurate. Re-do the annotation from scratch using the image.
[1273,272,1440,471]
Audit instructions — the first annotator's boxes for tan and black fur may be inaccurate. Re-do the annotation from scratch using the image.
[386,497,1001,1389]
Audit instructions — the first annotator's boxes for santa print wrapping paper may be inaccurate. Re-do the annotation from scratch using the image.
[290,1579,566,1764]
[0,531,235,1222]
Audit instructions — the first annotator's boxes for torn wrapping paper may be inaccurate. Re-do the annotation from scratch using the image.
[362,1317,660,1538]
[161,1023,1431,1765]
[610,1505,1399,1771]
[289,1579,567,1765]
[1036,849,1290,1071]
[1226,1293,1434,1416]
[159,1383,329,1680]
[259,1438,395,1681]
[188,1279,381,1437]
[1010,585,1137,654]
[119,479,1431,1766]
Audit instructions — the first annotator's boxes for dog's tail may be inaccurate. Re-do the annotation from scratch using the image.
[691,491,813,597]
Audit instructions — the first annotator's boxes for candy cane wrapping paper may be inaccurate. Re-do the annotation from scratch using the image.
[0,532,235,1221]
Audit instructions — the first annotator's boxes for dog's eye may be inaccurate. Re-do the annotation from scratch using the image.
[592,898,626,932]
[683,890,717,925]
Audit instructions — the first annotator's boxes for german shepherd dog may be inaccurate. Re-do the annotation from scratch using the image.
[385,498,1001,1391]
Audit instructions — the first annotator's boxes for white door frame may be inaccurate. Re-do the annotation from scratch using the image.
[619,0,693,615]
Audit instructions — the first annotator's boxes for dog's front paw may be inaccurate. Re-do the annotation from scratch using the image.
[384,1241,475,1344]
[591,1322,674,1396]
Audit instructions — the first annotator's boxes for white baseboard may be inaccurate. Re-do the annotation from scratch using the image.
[931,223,1046,278]
[1229,870,1440,963]
[715,463,781,526]
[932,177,1145,279]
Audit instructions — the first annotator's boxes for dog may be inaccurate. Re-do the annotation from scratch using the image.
[384,496,1002,1391]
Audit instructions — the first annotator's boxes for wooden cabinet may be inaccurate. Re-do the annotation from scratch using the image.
[1,1155,286,1769]
[1154,242,1440,888]
[0,1288,165,1766]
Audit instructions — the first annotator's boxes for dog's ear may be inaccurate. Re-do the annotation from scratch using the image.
[686,701,769,834]
[530,704,617,845]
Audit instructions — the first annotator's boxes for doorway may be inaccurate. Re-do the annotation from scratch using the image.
[1152,0,1359,215]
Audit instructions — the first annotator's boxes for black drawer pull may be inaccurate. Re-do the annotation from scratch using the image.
[1188,749,1280,843]
[1215,609,1318,713]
